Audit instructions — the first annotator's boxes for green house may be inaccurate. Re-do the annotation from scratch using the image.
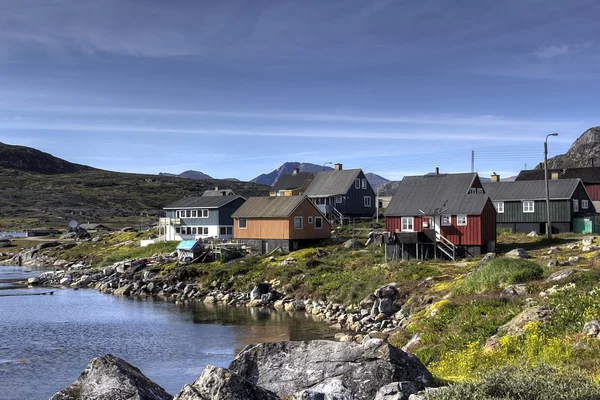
[482,179,595,234]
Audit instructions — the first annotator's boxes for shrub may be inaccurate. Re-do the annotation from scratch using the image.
[428,364,600,400]
[453,258,544,295]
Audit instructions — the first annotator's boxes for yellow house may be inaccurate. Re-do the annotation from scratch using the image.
[269,169,314,197]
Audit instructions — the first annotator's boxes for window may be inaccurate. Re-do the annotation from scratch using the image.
[186,210,191,218]
[227,227,232,235]
[192,227,197,234]
[238,218,247,229]
[308,216,313,224]
[355,178,360,189]
[362,179,367,189]
[551,171,559,180]
[220,227,226,235]
[336,195,343,204]
[201,209,209,218]
[175,227,181,234]
[177,211,183,218]
[495,202,504,213]
[294,216,303,229]
[469,188,477,194]
[401,217,414,231]
[457,215,467,226]
[583,200,589,209]
[191,210,197,218]
[315,217,323,229]
[203,227,209,235]
[523,201,534,213]
[574,199,579,212]
[441,215,451,226]
[477,188,484,194]
[364,196,371,207]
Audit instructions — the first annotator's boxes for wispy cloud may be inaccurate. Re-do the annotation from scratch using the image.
[532,45,569,58]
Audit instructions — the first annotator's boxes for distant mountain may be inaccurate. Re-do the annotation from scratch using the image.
[251,162,333,186]
[541,126,600,169]
[0,142,93,174]
[158,170,214,180]
[365,173,389,190]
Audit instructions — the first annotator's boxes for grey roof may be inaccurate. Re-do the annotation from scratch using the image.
[232,196,308,218]
[202,188,235,196]
[482,179,582,201]
[164,195,244,209]
[384,173,489,216]
[272,172,313,192]
[304,169,362,197]
[515,167,600,183]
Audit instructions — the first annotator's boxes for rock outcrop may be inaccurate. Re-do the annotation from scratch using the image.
[173,365,278,400]
[229,339,433,400]
[49,354,172,400]
[546,126,600,169]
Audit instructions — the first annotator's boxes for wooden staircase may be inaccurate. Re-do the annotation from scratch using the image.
[436,233,456,261]
[330,206,344,225]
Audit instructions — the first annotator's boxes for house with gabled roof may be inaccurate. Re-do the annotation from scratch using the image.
[384,172,496,260]
[483,178,595,234]
[161,195,246,241]
[270,168,314,197]
[303,163,376,224]
[202,186,236,197]
[232,195,331,254]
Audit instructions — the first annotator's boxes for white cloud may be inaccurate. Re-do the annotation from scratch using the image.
[532,45,569,58]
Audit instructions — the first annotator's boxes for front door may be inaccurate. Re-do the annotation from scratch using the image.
[433,216,441,237]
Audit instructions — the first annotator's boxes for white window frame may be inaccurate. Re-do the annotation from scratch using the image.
[469,188,477,194]
[523,201,534,213]
[362,179,367,189]
[401,217,414,231]
[495,202,504,213]
[308,216,313,224]
[476,188,483,194]
[238,218,247,229]
[457,215,468,226]
[336,195,343,204]
[441,215,451,226]
[201,209,209,218]
[583,199,589,209]
[574,199,579,212]
[315,217,323,229]
[355,178,360,189]
[364,196,371,207]
[294,216,303,229]
[203,227,208,235]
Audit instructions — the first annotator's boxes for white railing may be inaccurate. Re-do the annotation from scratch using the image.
[436,232,456,261]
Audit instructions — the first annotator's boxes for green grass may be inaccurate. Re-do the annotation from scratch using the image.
[429,364,600,400]
[453,258,544,295]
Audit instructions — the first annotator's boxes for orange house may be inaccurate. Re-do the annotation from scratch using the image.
[232,196,332,253]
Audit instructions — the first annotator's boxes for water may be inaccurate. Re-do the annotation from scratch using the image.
[0,266,334,400]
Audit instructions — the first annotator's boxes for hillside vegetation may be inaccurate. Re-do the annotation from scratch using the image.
[0,167,269,230]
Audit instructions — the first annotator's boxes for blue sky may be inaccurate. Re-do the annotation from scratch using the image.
[0,0,599,181]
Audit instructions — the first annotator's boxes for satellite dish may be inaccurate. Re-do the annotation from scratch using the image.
[68,220,79,230]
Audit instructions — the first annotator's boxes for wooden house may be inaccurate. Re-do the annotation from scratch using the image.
[232,196,332,254]
[270,169,314,197]
[482,179,594,234]
[162,195,246,241]
[384,172,497,260]
[304,163,376,224]
[202,186,236,197]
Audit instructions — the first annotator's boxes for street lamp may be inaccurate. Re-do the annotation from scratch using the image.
[544,133,559,240]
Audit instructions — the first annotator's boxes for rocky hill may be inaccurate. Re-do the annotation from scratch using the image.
[158,170,214,179]
[251,162,390,189]
[0,142,92,174]
[543,126,600,169]
[251,162,334,186]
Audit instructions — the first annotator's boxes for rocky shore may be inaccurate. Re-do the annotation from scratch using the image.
[10,241,410,339]
[50,338,437,400]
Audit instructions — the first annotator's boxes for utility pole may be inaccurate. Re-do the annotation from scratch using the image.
[544,133,559,240]
[376,185,379,224]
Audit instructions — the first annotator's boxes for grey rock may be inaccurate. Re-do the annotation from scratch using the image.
[173,365,278,400]
[501,284,527,297]
[250,282,271,300]
[478,252,496,265]
[526,231,539,237]
[546,268,586,282]
[291,378,353,400]
[27,277,40,285]
[59,277,72,286]
[547,259,559,268]
[506,248,528,258]
[582,236,595,246]
[103,266,115,276]
[583,320,600,337]
[374,381,420,400]
[501,306,553,335]
[49,354,172,400]
[378,298,395,316]
[229,339,433,400]
[114,284,133,296]
[343,239,361,249]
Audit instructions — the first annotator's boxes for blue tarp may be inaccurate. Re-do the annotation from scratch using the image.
[177,240,199,250]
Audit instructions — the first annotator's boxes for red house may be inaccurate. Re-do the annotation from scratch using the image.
[384,172,497,260]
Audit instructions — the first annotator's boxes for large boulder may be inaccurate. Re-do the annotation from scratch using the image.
[173,365,278,400]
[49,354,172,400]
[506,248,528,258]
[229,339,433,400]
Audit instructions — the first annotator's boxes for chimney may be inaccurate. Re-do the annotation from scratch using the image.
[491,172,500,182]
[292,168,300,175]
[334,163,343,171]
[435,167,439,175]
